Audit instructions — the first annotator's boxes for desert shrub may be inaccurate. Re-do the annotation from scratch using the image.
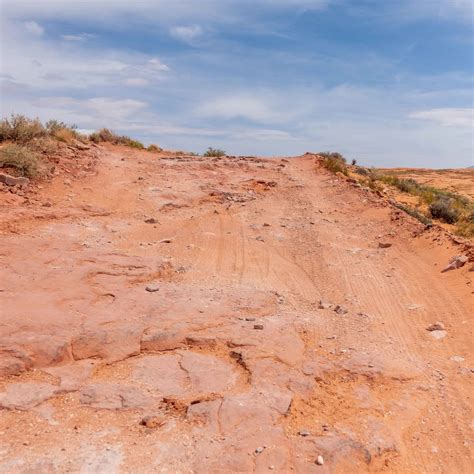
[429,197,459,224]
[319,151,348,176]
[204,147,226,157]
[394,203,432,226]
[147,144,162,153]
[456,219,474,238]
[117,136,144,149]
[89,128,144,149]
[355,166,369,176]
[28,137,59,155]
[0,144,40,177]
[398,178,420,193]
[44,120,79,144]
[0,114,46,143]
[52,127,77,144]
[89,128,116,143]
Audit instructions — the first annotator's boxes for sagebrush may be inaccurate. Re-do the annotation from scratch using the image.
[0,144,40,177]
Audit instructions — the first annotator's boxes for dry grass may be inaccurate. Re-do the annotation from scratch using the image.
[89,128,145,149]
[319,152,348,176]
[0,144,40,177]
[204,147,225,157]
[0,115,46,143]
[147,144,163,153]
[353,166,474,237]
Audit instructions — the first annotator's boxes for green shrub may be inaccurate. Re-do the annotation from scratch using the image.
[0,115,46,143]
[319,151,348,176]
[429,197,459,224]
[204,147,226,157]
[0,144,40,177]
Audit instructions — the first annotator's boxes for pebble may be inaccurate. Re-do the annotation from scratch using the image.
[429,330,447,340]
[245,317,256,321]
[144,218,158,224]
[140,416,165,428]
[316,455,324,465]
[298,430,310,437]
[254,324,264,330]
[378,242,392,248]
[450,356,464,363]
[334,305,348,315]
[255,446,265,454]
[159,238,173,244]
[145,284,160,292]
[426,321,445,331]
[318,300,332,310]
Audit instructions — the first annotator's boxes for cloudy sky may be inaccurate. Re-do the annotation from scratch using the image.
[0,0,473,166]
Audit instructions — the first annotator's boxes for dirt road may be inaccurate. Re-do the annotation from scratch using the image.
[0,146,472,473]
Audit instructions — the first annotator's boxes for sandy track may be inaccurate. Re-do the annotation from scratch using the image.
[0,146,472,473]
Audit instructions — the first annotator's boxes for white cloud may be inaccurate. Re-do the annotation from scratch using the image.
[61,33,95,42]
[170,25,203,43]
[148,58,170,72]
[123,77,150,87]
[196,95,277,122]
[1,20,169,90]
[410,108,473,127]
[84,98,148,118]
[24,20,44,35]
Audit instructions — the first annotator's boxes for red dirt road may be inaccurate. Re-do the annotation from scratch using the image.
[0,146,473,473]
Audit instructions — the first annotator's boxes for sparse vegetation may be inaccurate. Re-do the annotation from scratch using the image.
[319,151,348,176]
[89,128,145,149]
[429,197,459,224]
[147,144,162,153]
[350,166,474,236]
[204,147,226,157]
[0,144,40,177]
[393,202,433,227]
[0,115,46,143]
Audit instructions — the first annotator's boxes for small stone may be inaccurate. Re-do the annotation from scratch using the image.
[450,356,464,363]
[140,415,165,429]
[430,330,447,340]
[426,322,445,331]
[255,446,265,454]
[245,317,256,321]
[0,173,30,187]
[144,218,158,224]
[298,430,310,437]
[256,236,264,242]
[334,305,348,315]
[159,238,173,244]
[263,223,271,227]
[441,255,468,273]
[378,242,392,249]
[253,324,264,330]
[145,284,160,293]
[318,300,332,310]
[316,455,324,465]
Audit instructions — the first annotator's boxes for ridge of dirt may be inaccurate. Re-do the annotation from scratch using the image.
[0,146,472,473]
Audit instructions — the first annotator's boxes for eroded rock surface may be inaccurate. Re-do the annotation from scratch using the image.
[0,149,472,473]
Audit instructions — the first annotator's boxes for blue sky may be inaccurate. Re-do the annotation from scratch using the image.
[1,0,473,167]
